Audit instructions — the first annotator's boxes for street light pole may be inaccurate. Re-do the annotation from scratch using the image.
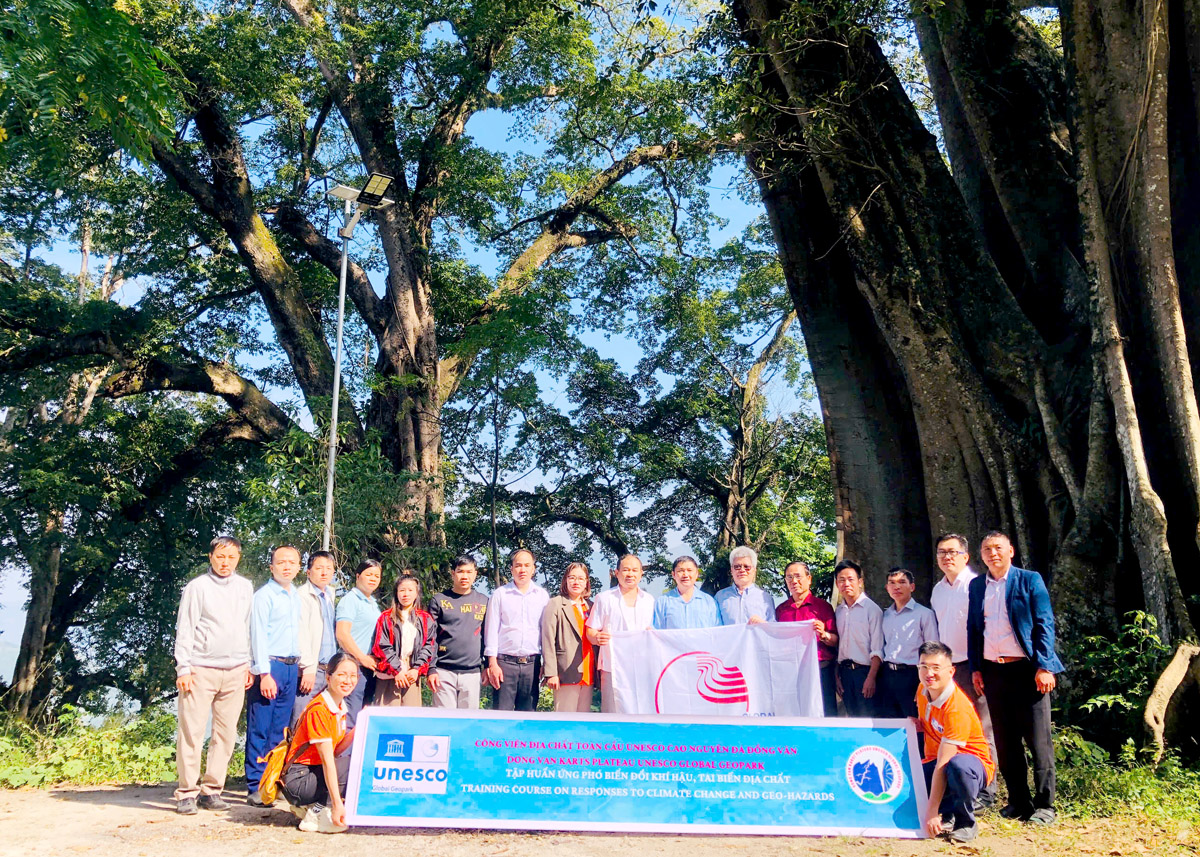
[322,197,353,551]
[321,174,394,553]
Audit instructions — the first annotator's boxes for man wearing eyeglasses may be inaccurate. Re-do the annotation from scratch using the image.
[929,533,996,809]
[915,641,994,843]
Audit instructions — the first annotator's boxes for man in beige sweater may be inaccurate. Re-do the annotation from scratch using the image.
[173,536,254,815]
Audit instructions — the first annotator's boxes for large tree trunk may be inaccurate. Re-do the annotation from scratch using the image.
[757,160,933,598]
[737,0,1058,602]
[734,0,1200,645]
[8,517,61,718]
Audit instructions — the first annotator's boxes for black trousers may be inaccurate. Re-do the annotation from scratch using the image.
[954,661,998,802]
[818,662,839,718]
[980,659,1055,812]
[494,655,541,711]
[876,664,920,718]
[838,661,876,717]
[281,754,350,807]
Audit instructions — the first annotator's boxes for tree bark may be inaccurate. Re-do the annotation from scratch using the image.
[7,516,62,718]
[735,0,1200,651]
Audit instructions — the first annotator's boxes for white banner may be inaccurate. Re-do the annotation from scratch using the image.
[610,621,823,717]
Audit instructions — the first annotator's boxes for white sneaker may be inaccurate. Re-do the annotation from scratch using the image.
[298,805,346,834]
[315,805,348,834]
[285,800,307,821]
[298,805,321,832]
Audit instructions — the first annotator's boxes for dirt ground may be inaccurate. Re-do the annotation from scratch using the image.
[0,785,1192,857]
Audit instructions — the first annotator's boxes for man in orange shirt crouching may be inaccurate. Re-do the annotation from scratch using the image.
[916,641,994,842]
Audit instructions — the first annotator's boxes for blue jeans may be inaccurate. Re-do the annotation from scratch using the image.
[923,753,987,828]
[244,659,298,792]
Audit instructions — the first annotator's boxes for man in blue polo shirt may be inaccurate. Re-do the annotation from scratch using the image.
[653,556,722,629]
[245,545,302,805]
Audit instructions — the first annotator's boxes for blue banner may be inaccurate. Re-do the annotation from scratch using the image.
[346,708,929,837]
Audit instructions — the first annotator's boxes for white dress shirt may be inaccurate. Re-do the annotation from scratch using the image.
[835,594,884,666]
[483,581,549,658]
[930,569,976,663]
[586,586,655,672]
[982,570,1026,660]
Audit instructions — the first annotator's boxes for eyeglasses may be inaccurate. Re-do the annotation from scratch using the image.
[935,550,965,557]
[917,663,949,674]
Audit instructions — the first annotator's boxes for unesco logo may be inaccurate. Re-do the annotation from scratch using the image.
[373,734,451,794]
[845,746,904,803]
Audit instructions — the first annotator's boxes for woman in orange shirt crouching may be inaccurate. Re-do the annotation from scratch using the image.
[281,652,358,833]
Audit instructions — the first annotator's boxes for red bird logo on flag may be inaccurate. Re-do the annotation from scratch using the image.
[653,651,752,713]
[693,654,750,704]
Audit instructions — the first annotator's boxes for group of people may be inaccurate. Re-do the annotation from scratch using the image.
[172,530,1063,843]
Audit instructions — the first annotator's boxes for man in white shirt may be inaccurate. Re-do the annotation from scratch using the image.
[173,535,254,815]
[833,559,883,717]
[586,554,655,712]
[929,532,996,807]
[878,567,939,719]
[484,549,550,711]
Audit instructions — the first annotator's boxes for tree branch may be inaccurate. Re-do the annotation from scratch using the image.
[274,202,388,338]
[152,80,364,443]
[102,352,294,442]
[437,135,742,404]
[744,310,796,409]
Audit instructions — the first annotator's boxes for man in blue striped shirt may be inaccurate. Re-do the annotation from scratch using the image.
[245,545,301,805]
[653,556,722,629]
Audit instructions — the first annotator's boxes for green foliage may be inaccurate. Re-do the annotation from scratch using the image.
[0,0,177,168]
[1059,611,1170,751]
[446,216,836,590]
[1055,726,1200,824]
[240,426,453,590]
[0,705,175,787]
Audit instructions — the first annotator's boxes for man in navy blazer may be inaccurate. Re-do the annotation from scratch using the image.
[968,531,1064,826]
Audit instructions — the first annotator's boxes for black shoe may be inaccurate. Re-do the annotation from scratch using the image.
[974,794,996,812]
[950,822,979,842]
[246,790,266,807]
[176,797,198,815]
[999,804,1031,821]
[197,793,229,811]
[1028,808,1056,826]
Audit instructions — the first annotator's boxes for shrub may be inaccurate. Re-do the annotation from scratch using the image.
[1055,726,1200,824]
[1059,611,1170,751]
[0,705,176,787]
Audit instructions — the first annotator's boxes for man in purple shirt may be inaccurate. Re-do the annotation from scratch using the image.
[775,561,838,716]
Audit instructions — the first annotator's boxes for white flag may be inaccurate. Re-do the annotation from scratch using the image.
[609,622,824,717]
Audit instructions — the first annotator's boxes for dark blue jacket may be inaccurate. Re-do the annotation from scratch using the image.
[967,566,1065,674]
